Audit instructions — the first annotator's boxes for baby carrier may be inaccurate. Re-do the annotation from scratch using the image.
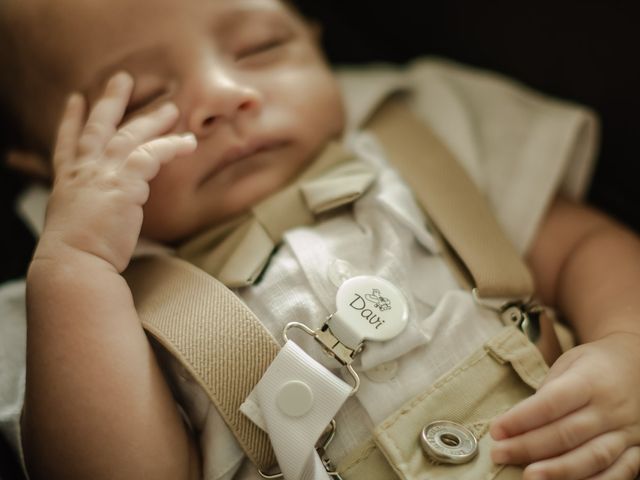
[124,96,567,480]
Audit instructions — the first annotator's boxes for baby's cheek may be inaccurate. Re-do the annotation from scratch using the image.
[141,173,192,242]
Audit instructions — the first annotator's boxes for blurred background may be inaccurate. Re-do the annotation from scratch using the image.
[1,0,639,286]
[0,1,639,478]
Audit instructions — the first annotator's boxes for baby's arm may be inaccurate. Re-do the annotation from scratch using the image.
[23,73,200,479]
[491,197,640,479]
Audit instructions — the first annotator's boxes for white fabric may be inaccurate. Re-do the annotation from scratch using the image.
[241,341,351,480]
[0,280,27,470]
[0,57,599,480]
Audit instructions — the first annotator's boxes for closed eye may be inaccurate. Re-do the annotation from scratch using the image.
[236,36,289,59]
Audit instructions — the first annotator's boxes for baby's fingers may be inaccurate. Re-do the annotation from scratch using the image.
[126,133,197,181]
[77,72,134,155]
[106,103,180,159]
[491,373,590,440]
[523,431,627,480]
[52,93,86,174]
[492,407,605,464]
[586,446,640,480]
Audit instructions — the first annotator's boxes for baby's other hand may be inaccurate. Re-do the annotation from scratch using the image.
[38,72,197,272]
[490,331,640,479]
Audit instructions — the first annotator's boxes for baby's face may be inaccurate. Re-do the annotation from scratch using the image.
[21,0,344,241]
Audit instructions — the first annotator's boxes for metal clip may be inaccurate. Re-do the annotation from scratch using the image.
[284,318,363,395]
[471,288,540,340]
[316,419,343,480]
[499,301,544,343]
[258,420,342,479]
[472,288,563,365]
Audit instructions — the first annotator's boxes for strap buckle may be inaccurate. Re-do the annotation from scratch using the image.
[284,318,363,396]
[259,419,343,479]
[472,288,563,365]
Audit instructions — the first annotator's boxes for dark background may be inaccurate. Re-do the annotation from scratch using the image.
[1,0,640,287]
[0,1,639,477]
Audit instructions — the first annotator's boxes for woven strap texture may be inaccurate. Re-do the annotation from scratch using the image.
[367,97,534,299]
[124,255,279,469]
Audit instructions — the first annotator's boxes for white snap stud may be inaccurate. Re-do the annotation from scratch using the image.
[276,380,314,417]
[364,360,399,382]
[420,420,478,464]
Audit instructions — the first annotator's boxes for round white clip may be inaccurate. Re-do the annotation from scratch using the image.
[329,276,409,349]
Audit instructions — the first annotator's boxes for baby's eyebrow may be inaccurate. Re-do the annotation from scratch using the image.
[215,4,289,37]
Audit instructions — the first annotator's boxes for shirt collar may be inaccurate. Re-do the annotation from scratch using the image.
[336,64,410,133]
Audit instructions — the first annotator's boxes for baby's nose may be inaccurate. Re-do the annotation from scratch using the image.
[188,70,261,136]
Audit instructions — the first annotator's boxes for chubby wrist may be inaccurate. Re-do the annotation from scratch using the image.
[32,229,127,272]
[30,236,118,280]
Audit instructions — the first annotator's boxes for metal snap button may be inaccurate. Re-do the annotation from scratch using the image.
[420,420,478,464]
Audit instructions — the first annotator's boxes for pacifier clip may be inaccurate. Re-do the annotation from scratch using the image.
[243,276,409,480]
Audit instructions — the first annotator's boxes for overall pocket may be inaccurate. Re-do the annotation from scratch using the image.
[338,326,549,480]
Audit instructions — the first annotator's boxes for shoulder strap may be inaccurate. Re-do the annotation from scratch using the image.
[125,97,534,471]
[366,96,534,300]
[123,255,279,469]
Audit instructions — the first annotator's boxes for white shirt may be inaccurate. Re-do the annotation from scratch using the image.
[0,57,598,479]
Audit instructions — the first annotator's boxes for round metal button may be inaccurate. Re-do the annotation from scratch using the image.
[276,380,314,417]
[420,421,478,464]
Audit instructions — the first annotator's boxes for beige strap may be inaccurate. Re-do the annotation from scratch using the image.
[123,255,279,470]
[367,96,535,300]
[177,142,376,288]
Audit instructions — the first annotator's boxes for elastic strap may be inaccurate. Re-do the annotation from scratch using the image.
[367,96,534,299]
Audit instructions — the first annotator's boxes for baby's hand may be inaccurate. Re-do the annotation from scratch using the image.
[490,332,640,479]
[38,72,196,272]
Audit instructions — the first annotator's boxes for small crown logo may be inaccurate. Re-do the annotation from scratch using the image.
[365,289,392,311]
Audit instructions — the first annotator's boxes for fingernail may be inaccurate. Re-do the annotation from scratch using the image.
[67,93,82,108]
[180,133,197,146]
[158,102,178,116]
[110,71,132,88]
[490,423,507,440]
